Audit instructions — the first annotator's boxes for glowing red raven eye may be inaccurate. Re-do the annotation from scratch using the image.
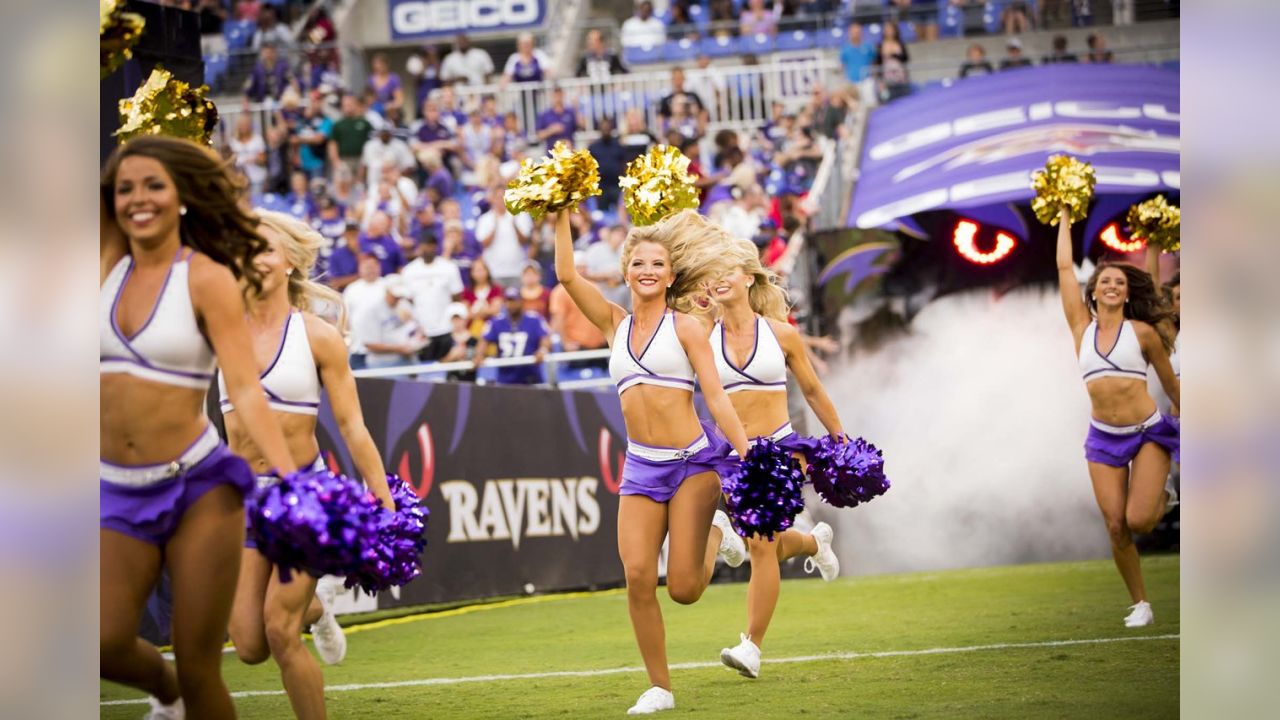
[953,220,1016,265]
[1099,223,1146,253]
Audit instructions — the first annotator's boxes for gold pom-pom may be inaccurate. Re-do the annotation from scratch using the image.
[620,145,701,226]
[504,141,602,220]
[101,0,145,79]
[1030,154,1096,225]
[1127,195,1180,253]
[115,67,219,146]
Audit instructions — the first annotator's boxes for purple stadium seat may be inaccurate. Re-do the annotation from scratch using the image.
[777,29,815,52]
[664,37,700,62]
[899,22,918,43]
[741,32,775,54]
[818,26,844,48]
[939,2,964,38]
[701,34,740,58]
[622,43,665,65]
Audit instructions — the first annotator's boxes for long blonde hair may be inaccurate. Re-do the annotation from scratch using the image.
[620,210,738,315]
[254,209,347,332]
[724,237,790,321]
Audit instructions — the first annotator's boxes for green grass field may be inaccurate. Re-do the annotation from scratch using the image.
[101,555,1179,719]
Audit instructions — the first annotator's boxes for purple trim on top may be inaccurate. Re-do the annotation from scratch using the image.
[100,355,215,381]
[616,373,695,389]
[114,247,183,344]
[1093,320,1124,368]
[626,313,665,375]
[719,318,767,385]
[258,312,295,380]
[723,380,787,390]
[1083,368,1147,380]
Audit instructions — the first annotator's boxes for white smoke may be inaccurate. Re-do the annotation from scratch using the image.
[808,287,1112,574]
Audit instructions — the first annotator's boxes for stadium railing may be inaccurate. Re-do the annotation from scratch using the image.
[352,348,615,389]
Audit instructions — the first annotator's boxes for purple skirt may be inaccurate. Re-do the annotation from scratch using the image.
[621,422,736,503]
[749,422,820,462]
[101,440,255,546]
[1084,412,1180,467]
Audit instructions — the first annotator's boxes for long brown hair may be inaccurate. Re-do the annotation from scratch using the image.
[101,135,268,296]
[1085,262,1177,352]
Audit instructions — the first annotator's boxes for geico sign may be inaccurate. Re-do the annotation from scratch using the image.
[391,0,541,35]
[440,477,601,550]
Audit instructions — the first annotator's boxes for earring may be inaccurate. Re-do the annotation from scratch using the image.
[179,205,188,216]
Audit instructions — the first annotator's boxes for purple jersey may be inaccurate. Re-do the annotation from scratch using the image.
[537,107,578,150]
[359,233,404,275]
[483,311,549,384]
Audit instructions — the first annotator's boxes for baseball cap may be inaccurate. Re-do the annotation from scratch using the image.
[503,286,522,300]
[1006,37,1023,50]
[446,302,468,319]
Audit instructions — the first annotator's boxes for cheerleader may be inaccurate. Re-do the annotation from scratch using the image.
[1144,245,1180,417]
[101,136,297,719]
[222,210,394,720]
[707,238,843,679]
[1055,208,1179,627]
[553,210,750,715]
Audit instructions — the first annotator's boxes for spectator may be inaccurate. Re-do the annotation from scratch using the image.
[840,23,875,84]
[519,261,551,318]
[410,97,458,167]
[343,253,386,366]
[876,22,912,102]
[353,275,424,369]
[401,235,466,362]
[683,137,723,204]
[367,53,405,124]
[476,185,535,288]
[441,303,479,379]
[536,86,581,151]
[577,28,628,80]
[463,257,504,334]
[620,1,667,48]
[588,116,627,211]
[331,164,360,208]
[664,97,700,141]
[441,33,495,86]
[252,5,293,51]
[657,67,707,120]
[295,93,333,178]
[759,101,790,149]
[436,84,469,132]
[685,54,725,113]
[321,220,362,289]
[1086,33,1114,63]
[234,0,260,22]
[721,182,768,241]
[1072,0,1095,27]
[360,126,415,191]
[740,0,781,38]
[549,254,608,365]
[583,224,630,307]
[480,95,502,127]
[708,0,736,30]
[363,163,419,233]
[243,43,295,103]
[312,194,347,247]
[667,3,698,41]
[503,32,553,85]
[1002,1,1032,35]
[503,111,528,160]
[419,149,455,203]
[999,37,1034,70]
[284,170,316,221]
[359,211,405,275]
[412,46,444,112]
[440,216,478,280]
[327,94,374,183]
[359,88,389,130]
[1043,35,1079,64]
[475,287,552,385]
[229,114,268,196]
[409,200,439,247]
[959,43,996,78]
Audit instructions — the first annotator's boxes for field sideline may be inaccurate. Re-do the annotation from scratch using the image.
[101,555,1180,719]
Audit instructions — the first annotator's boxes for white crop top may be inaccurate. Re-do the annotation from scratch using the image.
[218,311,322,416]
[100,249,216,390]
[1078,320,1146,383]
[609,310,696,395]
[711,317,787,393]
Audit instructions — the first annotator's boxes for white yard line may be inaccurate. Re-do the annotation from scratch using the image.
[104,633,1178,706]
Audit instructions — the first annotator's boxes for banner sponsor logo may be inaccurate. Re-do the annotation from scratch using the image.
[390,0,545,40]
[440,477,602,549]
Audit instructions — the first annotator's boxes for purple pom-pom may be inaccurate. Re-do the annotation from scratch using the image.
[807,435,889,508]
[345,475,430,595]
[246,469,383,582]
[720,439,807,540]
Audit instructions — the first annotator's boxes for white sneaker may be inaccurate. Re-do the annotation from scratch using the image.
[144,696,184,720]
[627,686,675,714]
[712,510,747,568]
[802,522,840,581]
[310,577,347,665]
[720,633,761,679]
[1163,476,1179,515]
[1124,601,1154,628]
